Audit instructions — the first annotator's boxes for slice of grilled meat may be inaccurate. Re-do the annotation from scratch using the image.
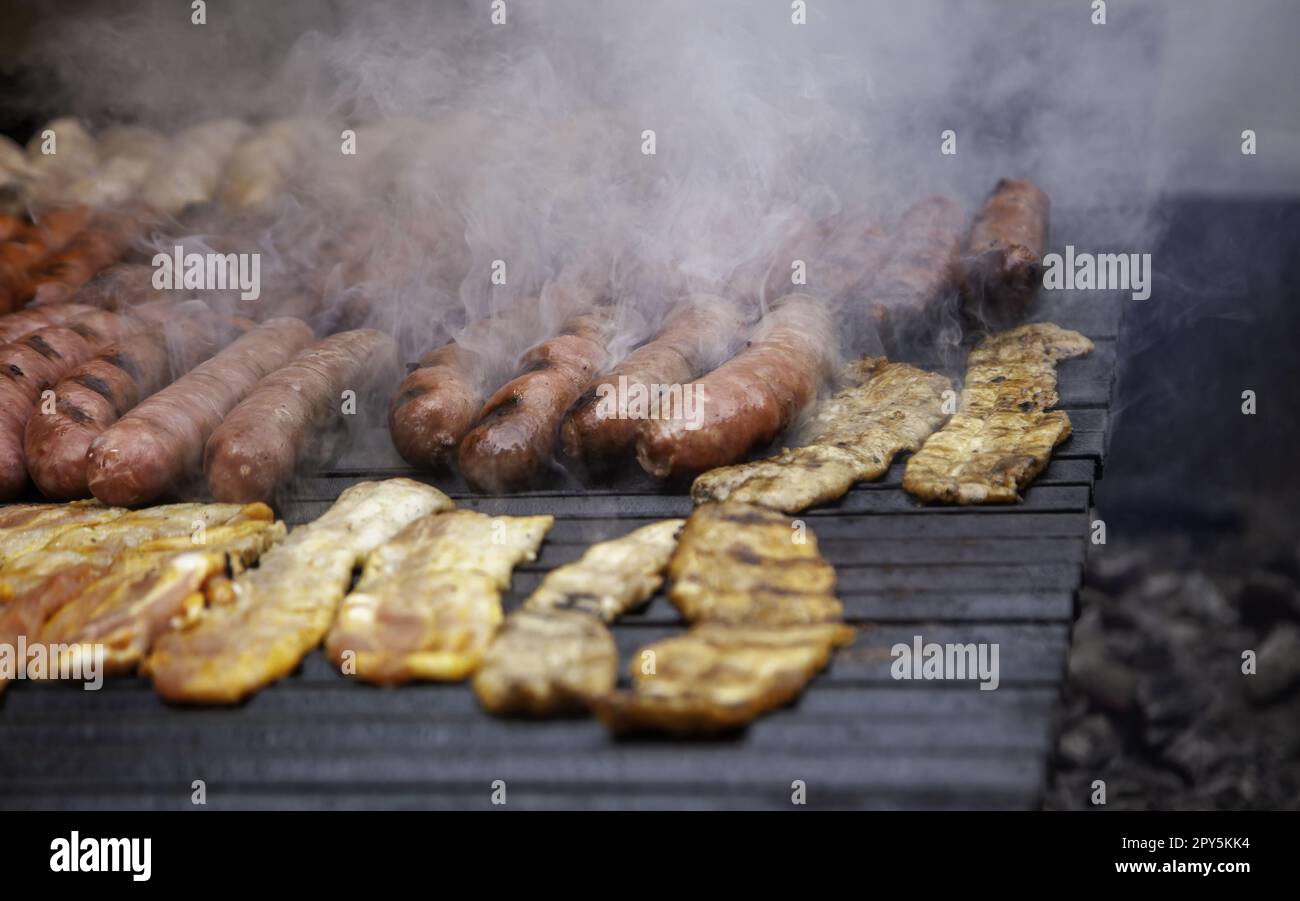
[325,510,553,684]
[691,357,952,512]
[903,322,1094,504]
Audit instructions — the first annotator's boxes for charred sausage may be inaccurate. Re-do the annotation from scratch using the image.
[959,178,1050,321]
[205,328,398,503]
[24,313,222,499]
[388,342,486,469]
[0,309,145,500]
[560,294,746,469]
[459,310,611,493]
[636,295,836,480]
[0,303,96,344]
[86,317,315,506]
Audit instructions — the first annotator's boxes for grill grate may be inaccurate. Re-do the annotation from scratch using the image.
[0,260,1124,810]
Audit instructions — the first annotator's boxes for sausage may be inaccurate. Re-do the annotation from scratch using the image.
[0,212,23,243]
[636,295,836,480]
[0,309,144,500]
[959,178,1050,320]
[863,195,965,331]
[459,310,611,493]
[0,303,96,344]
[87,317,315,506]
[205,328,398,503]
[23,211,147,307]
[389,342,486,469]
[24,313,222,500]
[560,294,746,469]
[0,206,99,312]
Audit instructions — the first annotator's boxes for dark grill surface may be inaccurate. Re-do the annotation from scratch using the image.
[0,265,1125,810]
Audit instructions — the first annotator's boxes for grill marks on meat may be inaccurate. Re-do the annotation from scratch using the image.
[691,357,953,512]
[204,328,398,503]
[459,310,612,493]
[474,519,684,715]
[0,499,125,566]
[87,317,315,507]
[326,510,552,685]
[636,295,836,480]
[0,303,96,345]
[0,310,143,501]
[0,207,92,312]
[593,623,855,734]
[592,502,854,733]
[25,316,222,500]
[561,295,746,469]
[388,343,485,469]
[0,501,274,692]
[960,178,1050,322]
[144,479,453,704]
[903,322,1094,504]
[23,211,147,307]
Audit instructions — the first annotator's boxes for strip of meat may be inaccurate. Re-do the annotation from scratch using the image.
[669,501,842,626]
[474,519,684,716]
[37,518,285,677]
[459,309,612,492]
[144,478,454,703]
[560,295,746,469]
[0,309,147,501]
[960,178,1050,321]
[0,501,273,691]
[389,342,486,469]
[0,303,96,344]
[862,195,965,333]
[690,357,952,512]
[0,499,125,565]
[205,328,398,503]
[592,623,856,734]
[636,295,836,480]
[87,317,315,506]
[326,510,553,684]
[26,313,223,500]
[903,322,1094,504]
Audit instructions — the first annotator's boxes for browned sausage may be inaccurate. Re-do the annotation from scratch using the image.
[23,210,145,307]
[459,310,611,493]
[0,309,145,500]
[0,212,23,243]
[959,178,1050,320]
[0,206,93,312]
[863,195,965,331]
[389,342,486,469]
[636,295,836,480]
[0,303,97,344]
[24,313,223,499]
[205,328,398,503]
[560,294,746,469]
[86,317,315,506]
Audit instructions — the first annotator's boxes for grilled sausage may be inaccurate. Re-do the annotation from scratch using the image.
[459,310,611,493]
[23,211,148,306]
[205,328,398,503]
[0,309,144,500]
[636,295,836,480]
[389,342,486,469]
[0,303,96,344]
[87,317,315,506]
[960,178,1050,321]
[0,207,93,312]
[864,195,965,331]
[24,313,222,500]
[561,294,746,469]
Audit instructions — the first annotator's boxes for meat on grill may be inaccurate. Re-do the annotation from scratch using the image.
[636,295,836,480]
[691,357,952,512]
[459,309,612,493]
[87,317,315,507]
[25,313,223,500]
[325,510,552,684]
[145,478,454,704]
[0,303,96,344]
[903,322,1094,503]
[0,309,148,501]
[560,294,746,469]
[863,195,965,332]
[960,178,1050,321]
[204,328,398,503]
[388,342,486,469]
[474,518,684,716]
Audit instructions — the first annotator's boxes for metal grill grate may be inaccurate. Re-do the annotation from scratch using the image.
[0,251,1125,810]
